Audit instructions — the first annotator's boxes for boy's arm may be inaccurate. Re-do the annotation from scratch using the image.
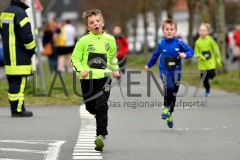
[194,42,205,60]
[179,39,194,59]
[71,39,84,76]
[147,43,161,68]
[109,37,119,71]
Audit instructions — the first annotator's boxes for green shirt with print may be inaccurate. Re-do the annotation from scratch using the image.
[194,35,222,70]
[72,32,119,79]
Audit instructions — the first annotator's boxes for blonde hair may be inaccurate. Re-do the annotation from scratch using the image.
[200,23,211,32]
[82,9,104,25]
[162,18,177,30]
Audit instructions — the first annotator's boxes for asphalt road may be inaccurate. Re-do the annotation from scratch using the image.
[0,69,239,160]
[0,106,80,160]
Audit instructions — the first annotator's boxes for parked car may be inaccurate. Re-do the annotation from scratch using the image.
[0,37,4,66]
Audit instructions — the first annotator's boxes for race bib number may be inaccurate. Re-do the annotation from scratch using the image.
[88,52,107,69]
[202,51,211,60]
[164,57,180,70]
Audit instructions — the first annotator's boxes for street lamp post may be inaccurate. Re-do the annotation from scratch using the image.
[30,0,46,94]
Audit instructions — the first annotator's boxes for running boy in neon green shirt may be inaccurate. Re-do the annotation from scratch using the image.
[71,9,120,151]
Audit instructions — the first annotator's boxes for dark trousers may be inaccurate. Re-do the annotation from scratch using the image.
[81,77,111,136]
[200,69,216,93]
[162,75,180,114]
[48,53,58,73]
[7,75,27,113]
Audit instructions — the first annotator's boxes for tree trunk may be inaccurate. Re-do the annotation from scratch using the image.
[200,0,210,23]
[143,12,148,57]
[153,10,161,45]
[132,19,137,55]
[187,0,196,48]
[166,0,174,19]
[140,0,149,57]
[215,0,227,72]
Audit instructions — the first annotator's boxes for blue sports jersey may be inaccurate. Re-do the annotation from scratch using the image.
[147,37,194,79]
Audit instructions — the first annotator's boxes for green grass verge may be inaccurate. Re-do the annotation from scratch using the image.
[0,62,83,106]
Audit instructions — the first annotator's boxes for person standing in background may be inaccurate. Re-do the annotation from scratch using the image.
[233,25,240,61]
[113,25,128,75]
[0,0,36,117]
[55,20,67,73]
[42,22,58,73]
[64,19,76,73]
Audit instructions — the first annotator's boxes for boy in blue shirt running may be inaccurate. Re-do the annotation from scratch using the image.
[144,19,194,128]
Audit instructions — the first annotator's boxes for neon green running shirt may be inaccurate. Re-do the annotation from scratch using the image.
[72,32,119,79]
[194,35,222,70]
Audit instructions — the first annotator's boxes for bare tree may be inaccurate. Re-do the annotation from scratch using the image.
[225,1,240,27]
[215,0,226,71]
[187,0,198,48]
[200,0,211,23]
[152,0,165,45]
[165,0,176,19]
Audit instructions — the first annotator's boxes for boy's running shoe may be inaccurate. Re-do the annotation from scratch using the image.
[94,135,105,151]
[161,107,170,119]
[166,115,174,128]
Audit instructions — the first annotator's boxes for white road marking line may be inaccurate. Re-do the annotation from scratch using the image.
[0,148,47,154]
[175,126,227,131]
[74,146,94,149]
[0,140,65,160]
[78,139,95,142]
[72,104,102,159]
[0,140,50,145]
[78,137,95,139]
[76,142,95,146]
[78,134,96,137]
[44,141,66,160]
[75,144,95,147]
[0,158,23,160]
[74,150,100,152]
[72,156,102,160]
[79,132,96,134]
[72,153,101,156]
[76,142,94,144]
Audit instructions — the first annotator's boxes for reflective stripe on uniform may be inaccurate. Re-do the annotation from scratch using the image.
[0,12,15,21]
[9,23,16,66]
[24,40,36,50]
[8,77,26,112]
[0,12,14,26]
[17,77,26,112]
[0,12,16,66]
[5,65,32,75]
[20,17,30,27]
[0,19,14,24]
[8,93,24,101]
